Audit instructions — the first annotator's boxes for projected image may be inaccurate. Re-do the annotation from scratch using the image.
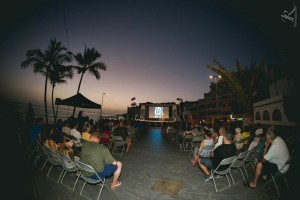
[149,106,169,119]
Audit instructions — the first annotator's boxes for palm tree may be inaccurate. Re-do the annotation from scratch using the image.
[49,63,73,123]
[21,38,71,125]
[207,57,269,126]
[71,45,107,116]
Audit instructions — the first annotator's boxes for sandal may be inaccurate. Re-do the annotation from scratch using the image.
[111,180,122,190]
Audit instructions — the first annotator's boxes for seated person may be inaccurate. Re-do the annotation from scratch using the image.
[113,121,132,152]
[60,138,76,161]
[245,127,290,189]
[43,126,61,151]
[101,125,112,144]
[80,131,123,190]
[191,129,214,167]
[81,122,91,141]
[70,121,82,145]
[233,127,244,152]
[213,125,226,150]
[198,127,236,181]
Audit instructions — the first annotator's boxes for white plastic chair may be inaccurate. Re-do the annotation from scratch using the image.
[43,145,63,183]
[263,158,291,196]
[208,156,237,192]
[57,151,80,191]
[74,160,107,200]
[112,135,126,156]
[229,150,249,184]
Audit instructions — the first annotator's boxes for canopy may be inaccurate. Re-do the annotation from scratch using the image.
[55,93,101,109]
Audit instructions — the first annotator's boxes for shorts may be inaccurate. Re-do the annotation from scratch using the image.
[262,161,278,177]
[90,164,117,179]
[200,157,212,170]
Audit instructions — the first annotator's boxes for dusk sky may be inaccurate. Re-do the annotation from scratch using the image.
[1,0,299,115]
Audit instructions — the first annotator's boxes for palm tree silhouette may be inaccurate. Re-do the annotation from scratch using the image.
[207,57,269,126]
[71,45,107,117]
[21,38,72,125]
[49,62,74,123]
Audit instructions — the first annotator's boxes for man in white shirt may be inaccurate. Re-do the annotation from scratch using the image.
[245,127,290,189]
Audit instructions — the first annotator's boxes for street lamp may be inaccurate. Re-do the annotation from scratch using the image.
[176,98,183,121]
[101,92,107,119]
[209,75,221,120]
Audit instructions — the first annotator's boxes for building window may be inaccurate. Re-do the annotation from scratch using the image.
[255,111,261,120]
[263,110,270,121]
[272,109,282,121]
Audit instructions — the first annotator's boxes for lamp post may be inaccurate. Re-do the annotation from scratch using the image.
[176,98,183,121]
[101,92,107,119]
[209,75,221,120]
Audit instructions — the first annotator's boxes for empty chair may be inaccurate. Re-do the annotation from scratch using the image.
[112,135,126,156]
[242,148,258,178]
[57,151,80,191]
[43,145,63,183]
[75,160,107,200]
[208,156,237,192]
[229,150,250,184]
[263,158,291,196]
[32,139,50,171]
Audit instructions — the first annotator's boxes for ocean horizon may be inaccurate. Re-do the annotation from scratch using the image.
[9,101,120,124]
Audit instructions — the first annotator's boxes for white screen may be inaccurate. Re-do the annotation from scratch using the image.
[148,106,169,119]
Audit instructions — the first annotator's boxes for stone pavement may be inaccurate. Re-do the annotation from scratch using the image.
[17,127,296,200]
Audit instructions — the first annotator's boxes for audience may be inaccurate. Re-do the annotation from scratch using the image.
[198,126,236,181]
[244,126,290,189]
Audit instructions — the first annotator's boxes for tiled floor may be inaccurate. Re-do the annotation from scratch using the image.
[18,127,297,200]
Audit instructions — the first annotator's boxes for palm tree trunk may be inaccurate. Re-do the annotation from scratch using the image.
[51,85,56,124]
[72,72,84,117]
[44,75,49,125]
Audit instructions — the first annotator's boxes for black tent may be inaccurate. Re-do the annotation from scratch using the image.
[55,93,101,109]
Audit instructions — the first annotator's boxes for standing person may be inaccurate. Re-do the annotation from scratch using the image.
[244,127,290,189]
[80,131,122,190]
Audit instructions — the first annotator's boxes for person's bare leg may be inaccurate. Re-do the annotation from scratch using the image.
[198,160,210,176]
[249,161,263,188]
[126,138,132,152]
[112,161,122,186]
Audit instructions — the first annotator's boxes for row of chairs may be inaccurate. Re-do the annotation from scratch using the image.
[27,139,108,200]
[208,148,291,196]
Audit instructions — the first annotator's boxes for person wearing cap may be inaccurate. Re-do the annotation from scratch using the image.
[248,127,264,150]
